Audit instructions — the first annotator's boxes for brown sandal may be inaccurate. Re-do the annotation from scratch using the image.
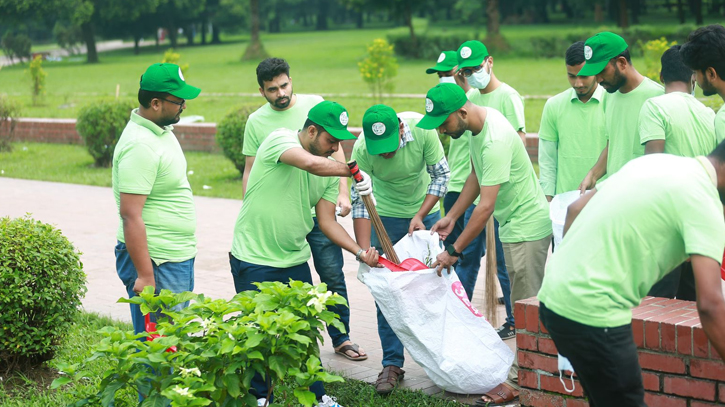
[475,383,519,406]
[334,343,368,361]
[375,366,405,395]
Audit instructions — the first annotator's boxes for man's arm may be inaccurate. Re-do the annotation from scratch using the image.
[691,254,725,360]
[317,199,378,267]
[331,149,351,217]
[563,188,597,236]
[644,140,665,154]
[579,143,608,194]
[242,156,256,198]
[517,130,526,146]
[279,147,350,177]
[538,139,558,201]
[409,158,451,234]
[119,193,155,293]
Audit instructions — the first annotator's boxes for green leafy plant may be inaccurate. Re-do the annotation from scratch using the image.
[639,37,677,82]
[215,105,257,176]
[162,48,189,78]
[53,22,83,55]
[358,38,398,103]
[0,215,86,374]
[0,95,21,152]
[1,31,31,64]
[53,282,346,406]
[27,55,47,106]
[76,99,134,167]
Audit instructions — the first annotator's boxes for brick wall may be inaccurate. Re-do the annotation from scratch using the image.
[516,297,725,407]
[10,118,542,162]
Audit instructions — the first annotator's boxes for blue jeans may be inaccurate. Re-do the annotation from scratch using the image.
[493,220,514,326]
[229,256,326,402]
[371,211,440,368]
[115,241,195,335]
[307,218,349,348]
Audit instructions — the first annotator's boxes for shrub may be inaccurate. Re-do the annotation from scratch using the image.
[0,215,86,372]
[27,55,47,106]
[162,48,189,78]
[216,105,257,176]
[1,31,31,64]
[359,38,398,103]
[640,37,676,82]
[0,96,21,152]
[54,283,346,406]
[387,32,474,60]
[53,22,83,55]
[76,100,134,167]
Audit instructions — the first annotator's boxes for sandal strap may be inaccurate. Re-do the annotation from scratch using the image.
[376,366,404,384]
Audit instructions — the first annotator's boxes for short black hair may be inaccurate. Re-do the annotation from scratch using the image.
[610,48,632,65]
[709,137,725,164]
[256,57,290,88]
[660,45,692,84]
[565,41,586,66]
[302,118,325,135]
[680,24,725,79]
[138,88,170,108]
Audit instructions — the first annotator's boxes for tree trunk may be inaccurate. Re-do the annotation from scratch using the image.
[690,0,704,24]
[185,25,194,45]
[562,0,574,19]
[201,14,208,45]
[677,0,685,23]
[133,34,141,55]
[356,10,363,29]
[630,0,639,24]
[242,0,268,60]
[80,22,98,63]
[211,24,221,44]
[404,2,416,47]
[168,23,178,48]
[316,0,329,30]
[618,0,629,28]
[535,0,549,23]
[594,2,604,22]
[486,0,501,37]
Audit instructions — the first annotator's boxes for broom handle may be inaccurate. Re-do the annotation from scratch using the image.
[348,161,400,264]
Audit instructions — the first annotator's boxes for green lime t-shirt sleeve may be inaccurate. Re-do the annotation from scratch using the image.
[242,117,260,156]
[478,138,511,186]
[679,187,725,261]
[261,132,301,165]
[716,107,725,144]
[501,92,526,133]
[538,98,558,142]
[638,99,666,144]
[351,139,370,172]
[423,128,445,165]
[538,139,558,196]
[321,177,338,205]
[116,143,159,195]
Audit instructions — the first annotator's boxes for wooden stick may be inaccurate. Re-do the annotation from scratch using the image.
[484,216,498,327]
[348,161,400,264]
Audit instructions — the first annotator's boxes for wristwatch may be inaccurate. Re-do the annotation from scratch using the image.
[355,249,364,262]
[445,244,464,259]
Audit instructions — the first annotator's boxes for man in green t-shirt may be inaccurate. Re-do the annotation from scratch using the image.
[681,24,725,143]
[579,32,664,192]
[230,101,379,407]
[537,150,725,406]
[425,50,471,91]
[113,63,201,335]
[349,104,450,395]
[241,58,364,362]
[538,41,606,200]
[639,45,717,300]
[419,83,552,406]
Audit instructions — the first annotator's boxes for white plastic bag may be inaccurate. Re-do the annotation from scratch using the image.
[549,190,581,247]
[358,231,514,394]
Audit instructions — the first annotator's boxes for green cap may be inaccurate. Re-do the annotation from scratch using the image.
[456,40,489,70]
[307,101,357,140]
[417,83,468,130]
[578,32,629,76]
[362,105,399,155]
[426,51,458,74]
[139,63,201,99]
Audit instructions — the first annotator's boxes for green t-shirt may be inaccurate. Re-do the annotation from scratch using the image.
[231,128,338,267]
[715,105,725,145]
[446,131,472,193]
[539,154,725,327]
[467,83,526,132]
[605,77,664,176]
[639,92,717,157]
[470,108,552,243]
[538,86,607,194]
[112,109,197,263]
[351,112,445,218]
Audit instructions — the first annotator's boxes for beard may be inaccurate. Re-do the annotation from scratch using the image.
[446,115,468,139]
[699,75,718,97]
[600,67,627,94]
[158,107,183,126]
[267,86,294,109]
[308,135,334,157]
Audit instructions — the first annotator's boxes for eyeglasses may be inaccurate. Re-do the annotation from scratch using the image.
[159,97,185,106]
[458,64,486,78]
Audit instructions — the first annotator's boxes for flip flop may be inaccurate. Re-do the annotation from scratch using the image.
[334,343,368,361]
[475,383,519,406]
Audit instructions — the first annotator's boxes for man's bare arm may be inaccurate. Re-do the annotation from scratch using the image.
[279,147,350,177]
[691,254,725,360]
[242,156,256,198]
[120,192,155,293]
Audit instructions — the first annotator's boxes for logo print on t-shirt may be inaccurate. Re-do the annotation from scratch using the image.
[425,98,434,113]
[437,52,446,63]
[178,67,185,81]
[372,122,386,136]
[584,46,593,61]
[460,47,472,59]
[339,111,349,126]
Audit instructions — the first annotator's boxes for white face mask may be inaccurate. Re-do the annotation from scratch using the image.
[439,76,456,84]
[557,354,576,393]
[467,61,491,90]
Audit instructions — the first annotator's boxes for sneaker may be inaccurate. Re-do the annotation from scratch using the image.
[496,322,516,340]
[316,395,344,407]
[257,398,267,407]
[497,296,505,305]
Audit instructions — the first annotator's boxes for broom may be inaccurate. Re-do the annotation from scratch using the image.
[347,161,400,264]
[484,216,498,327]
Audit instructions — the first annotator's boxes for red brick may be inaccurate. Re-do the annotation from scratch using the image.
[538,337,558,356]
[690,358,725,381]
[644,320,661,350]
[517,333,538,351]
[663,375,716,401]
[638,351,686,374]
[710,343,723,360]
[518,350,558,374]
[515,301,526,330]
[633,319,644,348]
[519,368,539,389]
[525,303,540,333]
[540,373,584,397]
[640,296,670,306]
[644,392,687,407]
[676,324,692,355]
[691,402,720,407]
[564,399,589,407]
[540,319,549,334]
[661,323,677,353]
[641,371,660,391]
[719,383,725,403]
[694,327,710,358]
[519,388,565,407]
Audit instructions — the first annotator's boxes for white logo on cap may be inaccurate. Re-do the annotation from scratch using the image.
[460,47,472,59]
[437,52,446,63]
[584,46,593,61]
[425,98,434,113]
[339,111,349,126]
[178,67,185,81]
[372,122,386,136]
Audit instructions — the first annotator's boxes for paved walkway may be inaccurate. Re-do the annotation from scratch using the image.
[1,177,516,406]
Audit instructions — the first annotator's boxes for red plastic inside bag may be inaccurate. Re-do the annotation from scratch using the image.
[145,314,177,352]
[721,249,725,281]
[378,257,429,272]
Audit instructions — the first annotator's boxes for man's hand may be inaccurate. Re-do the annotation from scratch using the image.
[546,195,553,202]
[430,216,455,241]
[337,194,351,217]
[578,172,597,195]
[133,275,155,294]
[408,215,426,235]
[432,251,457,276]
[353,170,376,206]
[359,247,380,268]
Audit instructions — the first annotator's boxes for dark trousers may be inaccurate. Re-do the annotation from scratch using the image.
[539,303,647,407]
[647,261,696,300]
